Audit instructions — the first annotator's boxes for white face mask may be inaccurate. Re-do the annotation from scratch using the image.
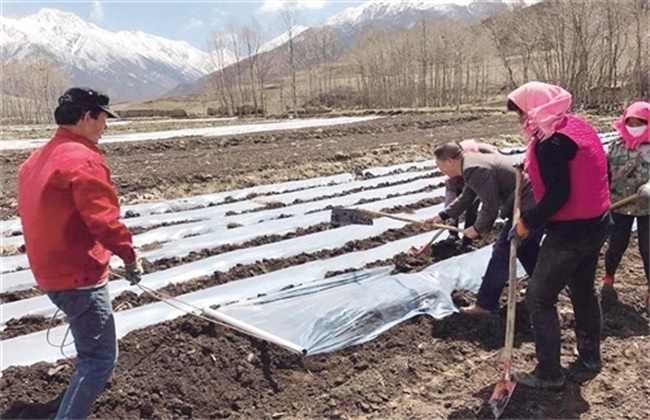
[626,125,647,137]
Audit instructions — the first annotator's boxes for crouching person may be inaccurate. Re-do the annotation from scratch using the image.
[443,139,498,248]
[424,141,542,315]
[17,87,144,419]
[507,82,612,388]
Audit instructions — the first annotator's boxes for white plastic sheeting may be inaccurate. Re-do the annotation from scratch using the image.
[2,228,518,371]
[0,116,383,151]
[0,202,445,327]
[0,169,437,240]
[363,160,436,176]
[0,177,443,274]
[0,173,355,236]
[214,246,526,355]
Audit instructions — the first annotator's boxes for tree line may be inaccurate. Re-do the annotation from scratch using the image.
[209,0,648,115]
[1,0,647,123]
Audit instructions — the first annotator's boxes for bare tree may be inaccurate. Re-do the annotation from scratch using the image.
[1,58,70,123]
[240,20,263,112]
[280,6,302,115]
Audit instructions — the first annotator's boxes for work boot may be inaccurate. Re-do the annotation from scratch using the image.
[573,347,602,372]
[513,370,565,389]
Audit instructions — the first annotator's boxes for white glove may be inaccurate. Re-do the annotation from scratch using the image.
[638,182,650,198]
[124,259,144,285]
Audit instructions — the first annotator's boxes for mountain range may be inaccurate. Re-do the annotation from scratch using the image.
[0,8,236,102]
[1,1,539,103]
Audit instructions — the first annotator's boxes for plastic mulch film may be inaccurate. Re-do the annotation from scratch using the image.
[208,246,526,355]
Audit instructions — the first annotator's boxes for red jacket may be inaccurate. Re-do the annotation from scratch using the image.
[18,128,135,291]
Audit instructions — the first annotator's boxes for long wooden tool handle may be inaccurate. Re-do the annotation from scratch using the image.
[503,167,522,375]
[360,209,463,233]
[610,193,640,211]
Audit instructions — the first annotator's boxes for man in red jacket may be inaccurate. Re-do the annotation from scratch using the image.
[17,87,143,419]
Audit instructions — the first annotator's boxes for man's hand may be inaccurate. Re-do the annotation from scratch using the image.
[638,182,650,198]
[463,226,480,239]
[423,214,443,229]
[507,220,530,246]
[124,259,144,285]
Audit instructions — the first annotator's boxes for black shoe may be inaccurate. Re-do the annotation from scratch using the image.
[513,370,565,389]
[573,347,602,372]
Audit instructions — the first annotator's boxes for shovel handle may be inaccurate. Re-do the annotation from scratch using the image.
[503,167,522,365]
[610,193,640,211]
[359,209,463,233]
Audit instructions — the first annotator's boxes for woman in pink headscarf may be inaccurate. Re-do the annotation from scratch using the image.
[505,82,612,389]
[601,101,650,312]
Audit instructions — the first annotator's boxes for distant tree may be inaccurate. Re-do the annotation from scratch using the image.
[1,58,70,123]
[280,6,302,115]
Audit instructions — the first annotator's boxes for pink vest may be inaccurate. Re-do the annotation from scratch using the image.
[460,139,479,153]
[525,115,610,221]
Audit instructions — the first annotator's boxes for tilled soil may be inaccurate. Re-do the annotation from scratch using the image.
[1,113,648,419]
[0,113,508,219]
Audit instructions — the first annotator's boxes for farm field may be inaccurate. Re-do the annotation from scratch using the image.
[1,113,648,419]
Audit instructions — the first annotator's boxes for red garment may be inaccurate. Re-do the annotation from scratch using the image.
[526,115,610,221]
[18,127,135,291]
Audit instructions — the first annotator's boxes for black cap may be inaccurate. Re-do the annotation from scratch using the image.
[58,87,119,118]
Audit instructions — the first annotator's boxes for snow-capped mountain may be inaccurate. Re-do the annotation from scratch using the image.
[0,9,236,102]
[323,0,539,38]
[259,26,309,54]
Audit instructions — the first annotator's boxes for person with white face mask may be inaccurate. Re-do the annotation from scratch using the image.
[601,101,650,315]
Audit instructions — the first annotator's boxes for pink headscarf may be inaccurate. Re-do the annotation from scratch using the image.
[507,81,573,141]
[613,101,650,150]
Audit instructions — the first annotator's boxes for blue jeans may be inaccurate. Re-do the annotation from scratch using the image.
[476,218,542,311]
[47,285,117,420]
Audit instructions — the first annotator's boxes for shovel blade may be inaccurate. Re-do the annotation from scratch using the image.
[330,208,374,228]
[488,379,516,419]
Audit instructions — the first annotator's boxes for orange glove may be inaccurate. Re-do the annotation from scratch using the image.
[507,220,530,245]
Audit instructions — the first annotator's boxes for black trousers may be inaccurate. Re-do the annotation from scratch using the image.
[605,213,649,284]
[526,220,609,379]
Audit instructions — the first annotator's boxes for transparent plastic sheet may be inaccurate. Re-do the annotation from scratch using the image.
[0,171,443,248]
[0,242,524,370]
[0,183,443,290]
[213,246,526,355]
[0,202,445,327]
[1,230,447,370]
[1,116,382,152]
[363,160,435,176]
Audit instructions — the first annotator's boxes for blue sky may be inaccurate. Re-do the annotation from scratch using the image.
[1,0,363,51]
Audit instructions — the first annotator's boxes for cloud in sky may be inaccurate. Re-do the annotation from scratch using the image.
[182,17,204,31]
[89,0,104,23]
[260,0,327,13]
[210,7,229,25]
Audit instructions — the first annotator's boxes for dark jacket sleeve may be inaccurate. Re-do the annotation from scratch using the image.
[465,167,501,234]
[442,183,477,221]
[522,134,578,229]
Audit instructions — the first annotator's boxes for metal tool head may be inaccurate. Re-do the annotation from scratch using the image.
[488,379,516,419]
[330,207,374,228]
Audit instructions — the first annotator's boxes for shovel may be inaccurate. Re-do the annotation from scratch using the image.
[407,228,446,258]
[488,166,523,419]
[610,193,640,211]
[330,207,463,233]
